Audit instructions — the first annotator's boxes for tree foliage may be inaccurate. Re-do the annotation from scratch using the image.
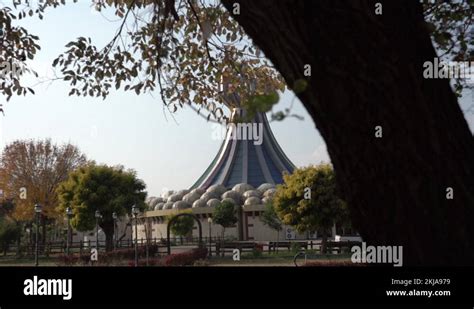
[273,164,349,235]
[212,200,237,229]
[0,215,21,253]
[56,164,147,233]
[0,139,87,221]
[168,212,195,237]
[260,202,282,232]
[422,0,474,95]
[0,0,471,111]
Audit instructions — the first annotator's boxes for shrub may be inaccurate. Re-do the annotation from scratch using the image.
[57,244,161,266]
[102,244,160,260]
[127,258,163,267]
[163,248,208,266]
[57,254,91,266]
[251,243,264,258]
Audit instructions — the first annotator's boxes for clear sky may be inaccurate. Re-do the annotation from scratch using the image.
[1,1,473,197]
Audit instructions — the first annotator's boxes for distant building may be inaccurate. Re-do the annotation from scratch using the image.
[137,108,360,243]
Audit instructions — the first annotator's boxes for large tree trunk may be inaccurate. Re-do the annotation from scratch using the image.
[223,0,474,265]
[101,221,114,252]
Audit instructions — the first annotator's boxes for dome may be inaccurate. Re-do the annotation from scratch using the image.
[173,201,191,210]
[154,202,165,210]
[244,196,261,206]
[177,189,190,196]
[206,184,227,196]
[183,192,201,204]
[190,188,205,196]
[149,197,165,208]
[221,197,237,205]
[232,183,254,194]
[161,190,175,199]
[206,198,221,208]
[200,191,220,202]
[192,199,207,208]
[263,188,277,198]
[243,190,262,199]
[261,197,271,205]
[163,201,174,210]
[257,183,275,193]
[167,193,184,203]
[221,190,242,204]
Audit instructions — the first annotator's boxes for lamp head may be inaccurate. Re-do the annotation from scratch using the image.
[34,204,42,214]
[66,207,73,217]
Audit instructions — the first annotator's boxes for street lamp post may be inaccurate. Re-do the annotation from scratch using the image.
[65,207,73,256]
[95,210,101,251]
[34,204,42,267]
[132,205,139,267]
[112,212,118,251]
[207,217,213,257]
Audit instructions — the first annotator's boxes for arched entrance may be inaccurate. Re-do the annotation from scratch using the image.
[166,213,203,255]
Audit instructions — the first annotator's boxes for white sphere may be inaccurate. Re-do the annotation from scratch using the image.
[243,190,262,199]
[221,197,236,205]
[221,190,242,204]
[232,183,254,194]
[163,201,174,210]
[154,202,165,210]
[173,201,191,210]
[161,190,175,199]
[183,192,200,204]
[192,199,207,208]
[244,196,261,206]
[200,191,219,202]
[167,193,184,203]
[257,183,275,193]
[263,188,277,198]
[191,188,205,196]
[206,198,221,208]
[206,184,227,196]
[177,189,190,196]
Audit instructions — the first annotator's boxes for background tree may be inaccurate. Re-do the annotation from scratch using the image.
[1,0,474,264]
[56,164,147,251]
[0,139,87,247]
[0,215,21,256]
[273,164,349,254]
[167,212,195,244]
[212,200,237,254]
[260,202,282,253]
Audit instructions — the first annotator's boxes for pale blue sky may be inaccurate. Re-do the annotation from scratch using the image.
[1,1,473,197]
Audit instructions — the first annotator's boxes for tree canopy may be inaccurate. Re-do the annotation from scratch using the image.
[56,163,147,250]
[273,164,349,237]
[0,139,87,221]
[260,202,282,233]
[212,200,237,230]
[168,212,195,238]
[0,0,471,109]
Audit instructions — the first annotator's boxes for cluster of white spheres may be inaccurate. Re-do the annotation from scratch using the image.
[145,183,277,211]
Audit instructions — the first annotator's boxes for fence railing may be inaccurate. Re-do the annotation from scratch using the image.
[0,238,345,258]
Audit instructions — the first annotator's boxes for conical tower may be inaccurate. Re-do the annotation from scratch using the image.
[191,107,295,190]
